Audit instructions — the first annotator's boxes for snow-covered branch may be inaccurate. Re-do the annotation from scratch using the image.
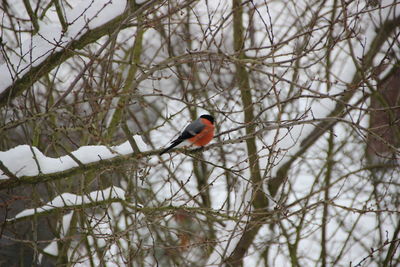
[0,136,147,189]
[7,186,126,222]
[0,0,163,107]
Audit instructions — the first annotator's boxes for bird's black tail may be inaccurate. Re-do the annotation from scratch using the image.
[159,139,184,155]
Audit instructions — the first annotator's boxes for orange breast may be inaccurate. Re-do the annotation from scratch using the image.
[188,118,215,146]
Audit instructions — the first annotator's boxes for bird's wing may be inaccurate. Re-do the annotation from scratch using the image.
[159,118,206,155]
[178,118,205,140]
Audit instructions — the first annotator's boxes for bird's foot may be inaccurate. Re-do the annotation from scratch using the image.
[193,146,205,153]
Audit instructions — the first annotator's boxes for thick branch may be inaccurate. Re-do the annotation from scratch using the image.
[0,0,161,108]
[225,0,269,265]
[0,149,150,191]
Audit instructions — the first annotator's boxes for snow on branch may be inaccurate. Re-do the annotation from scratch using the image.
[0,0,172,108]
[0,0,127,93]
[0,136,148,189]
[7,186,126,222]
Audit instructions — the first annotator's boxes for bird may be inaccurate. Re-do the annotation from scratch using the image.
[159,114,215,155]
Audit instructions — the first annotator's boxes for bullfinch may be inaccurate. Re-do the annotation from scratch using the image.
[159,114,215,155]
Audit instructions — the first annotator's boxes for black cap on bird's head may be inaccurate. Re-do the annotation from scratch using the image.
[200,114,214,124]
